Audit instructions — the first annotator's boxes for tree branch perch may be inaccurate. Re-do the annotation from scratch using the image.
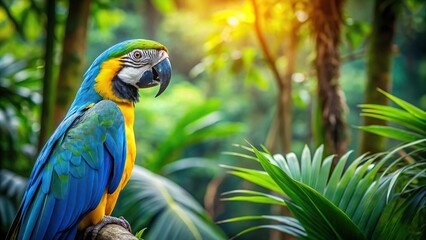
[86,224,137,240]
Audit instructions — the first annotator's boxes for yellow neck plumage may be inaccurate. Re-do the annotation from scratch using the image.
[94,58,134,104]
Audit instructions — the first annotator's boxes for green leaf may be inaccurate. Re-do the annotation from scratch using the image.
[272,154,293,177]
[331,154,368,205]
[315,155,333,192]
[300,145,312,185]
[310,145,324,189]
[222,190,287,205]
[337,157,376,211]
[222,195,286,205]
[323,151,351,199]
[358,180,390,234]
[378,89,426,120]
[401,164,426,193]
[360,104,426,134]
[358,125,423,143]
[135,228,146,240]
[222,165,283,194]
[359,91,426,146]
[231,224,306,239]
[219,215,306,238]
[286,152,301,180]
[224,151,259,162]
[162,157,222,175]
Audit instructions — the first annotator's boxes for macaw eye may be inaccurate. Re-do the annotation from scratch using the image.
[133,50,142,59]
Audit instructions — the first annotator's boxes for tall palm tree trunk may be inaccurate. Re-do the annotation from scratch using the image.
[311,0,348,159]
[360,0,401,154]
[38,0,56,151]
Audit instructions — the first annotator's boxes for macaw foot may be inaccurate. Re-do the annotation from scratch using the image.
[84,216,132,240]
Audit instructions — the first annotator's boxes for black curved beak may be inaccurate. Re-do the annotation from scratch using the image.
[136,58,172,97]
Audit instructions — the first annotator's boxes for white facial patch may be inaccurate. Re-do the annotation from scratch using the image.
[117,65,151,87]
[117,50,169,87]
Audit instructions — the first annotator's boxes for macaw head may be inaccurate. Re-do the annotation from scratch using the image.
[74,39,171,108]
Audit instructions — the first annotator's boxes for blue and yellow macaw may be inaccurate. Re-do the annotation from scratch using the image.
[6,39,171,240]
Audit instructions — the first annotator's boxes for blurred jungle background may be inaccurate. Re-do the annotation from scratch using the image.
[0,0,425,239]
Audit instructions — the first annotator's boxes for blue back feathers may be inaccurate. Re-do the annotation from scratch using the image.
[9,100,126,240]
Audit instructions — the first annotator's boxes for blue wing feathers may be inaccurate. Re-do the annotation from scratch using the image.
[33,194,55,237]
[105,128,126,193]
[9,100,127,240]
[104,144,119,194]
[54,155,70,176]
[22,192,44,239]
[27,106,85,187]
[69,156,86,178]
[41,163,52,193]
[51,170,69,199]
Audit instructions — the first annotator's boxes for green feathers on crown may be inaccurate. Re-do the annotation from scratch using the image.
[106,39,168,60]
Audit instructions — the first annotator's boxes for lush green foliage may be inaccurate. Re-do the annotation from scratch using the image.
[134,85,243,173]
[0,55,41,175]
[359,89,426,144]
[0,170,27,233]
[221,92,426,239]
[113,166,226,240]
[222,140,426,239]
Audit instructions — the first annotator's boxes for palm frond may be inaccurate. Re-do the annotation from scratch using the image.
[221,190,287,206]
[373,186,426,239]
[359,89,426,146]
[253,146,366,240]
[222,140,426,239]
[221,164,283,194]
[220,215,306,239]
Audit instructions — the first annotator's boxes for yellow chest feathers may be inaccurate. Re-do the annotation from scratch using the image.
[116,102,136,187]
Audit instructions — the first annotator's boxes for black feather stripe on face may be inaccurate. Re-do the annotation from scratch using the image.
[112,75,139,102]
